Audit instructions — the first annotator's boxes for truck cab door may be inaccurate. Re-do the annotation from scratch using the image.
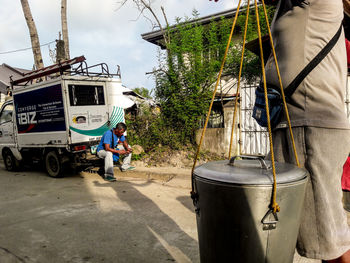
[0,103,15,147]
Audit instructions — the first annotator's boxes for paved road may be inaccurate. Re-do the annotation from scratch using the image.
[0,165,198,263]
[0,163,348,262]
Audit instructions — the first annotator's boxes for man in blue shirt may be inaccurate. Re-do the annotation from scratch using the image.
[97,122,134,182]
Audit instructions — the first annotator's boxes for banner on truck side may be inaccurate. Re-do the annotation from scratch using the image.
[14,84,66,133]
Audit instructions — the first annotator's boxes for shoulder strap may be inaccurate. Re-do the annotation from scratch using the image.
[284,24,342,98]
[111,129,114,149]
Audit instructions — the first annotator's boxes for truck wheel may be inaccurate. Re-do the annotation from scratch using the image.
[3,150,20,171]
[45,151,63,178]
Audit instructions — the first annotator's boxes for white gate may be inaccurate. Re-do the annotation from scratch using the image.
[240,83,269,156]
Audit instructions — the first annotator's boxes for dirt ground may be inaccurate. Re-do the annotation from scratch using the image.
[0,159,348,263]
[0,163,199,263]
[132,147,225,169]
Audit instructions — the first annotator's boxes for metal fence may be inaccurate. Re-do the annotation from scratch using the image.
[240,83,269,156]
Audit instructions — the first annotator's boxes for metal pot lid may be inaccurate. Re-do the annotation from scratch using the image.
[193,156,308,185]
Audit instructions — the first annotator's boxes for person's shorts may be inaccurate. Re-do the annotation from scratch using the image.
[272,126,350,260]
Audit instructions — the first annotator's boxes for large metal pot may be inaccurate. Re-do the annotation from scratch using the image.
[192,156,308,263]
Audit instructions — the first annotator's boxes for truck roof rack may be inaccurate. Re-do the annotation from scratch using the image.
[10,55,121,87]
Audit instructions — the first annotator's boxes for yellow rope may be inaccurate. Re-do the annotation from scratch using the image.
[192,0,299,214]
[261,0,300,167]
[191,0,243,176]
[228,0,250,159]
[254,0,280,213]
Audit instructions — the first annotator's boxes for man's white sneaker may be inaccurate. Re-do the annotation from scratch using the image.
[121,166,135,172]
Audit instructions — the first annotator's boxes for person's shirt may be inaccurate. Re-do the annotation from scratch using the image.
[96,129,125,152]
[265,0,349,129]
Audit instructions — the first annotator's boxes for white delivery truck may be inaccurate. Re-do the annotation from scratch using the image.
[0,56,134,177]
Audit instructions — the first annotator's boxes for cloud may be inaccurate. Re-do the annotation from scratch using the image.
[0,0,235,89]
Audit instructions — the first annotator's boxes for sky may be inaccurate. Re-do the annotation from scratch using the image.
[0,0,237,91]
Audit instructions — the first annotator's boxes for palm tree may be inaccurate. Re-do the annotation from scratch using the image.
[61,0,70,60]
[20,0,44,69]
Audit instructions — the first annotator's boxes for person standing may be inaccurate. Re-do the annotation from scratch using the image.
[263,0,350,262]
[96,122,135,182]
[209,0,350,260]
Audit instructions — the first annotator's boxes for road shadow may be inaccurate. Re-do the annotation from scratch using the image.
[176,195,195,213]
[9,162,86,179]
[93,179,199,262]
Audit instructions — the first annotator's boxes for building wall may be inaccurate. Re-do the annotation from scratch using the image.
[196,101,240,158]
[195,79,271,157]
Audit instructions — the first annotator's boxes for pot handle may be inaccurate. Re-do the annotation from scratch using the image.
[229,155,270,170]
[261,209,279,230]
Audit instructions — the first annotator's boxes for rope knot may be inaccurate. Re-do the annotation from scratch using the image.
[271,203,280,213]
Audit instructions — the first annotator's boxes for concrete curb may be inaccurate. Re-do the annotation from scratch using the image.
[85,165,192,183]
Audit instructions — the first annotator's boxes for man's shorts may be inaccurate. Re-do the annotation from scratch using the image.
[272,127,350,260]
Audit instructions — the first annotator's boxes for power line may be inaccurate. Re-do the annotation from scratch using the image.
[0,41,56,55]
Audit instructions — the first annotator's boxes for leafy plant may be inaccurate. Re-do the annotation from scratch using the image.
[153,6,275,145]
[132,87,153,99]
[127,5,275,151]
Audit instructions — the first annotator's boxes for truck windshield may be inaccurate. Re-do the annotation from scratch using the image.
[68,84,105,106]
[0,104,13,124]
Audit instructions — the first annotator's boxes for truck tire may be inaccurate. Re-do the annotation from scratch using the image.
[3,150,20,171]
[45,151,63,178]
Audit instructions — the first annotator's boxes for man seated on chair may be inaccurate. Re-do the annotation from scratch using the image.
[96,122,135,182]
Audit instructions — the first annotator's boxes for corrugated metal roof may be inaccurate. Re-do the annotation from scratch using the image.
[141,5,255,48]
[0,63,30,90]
